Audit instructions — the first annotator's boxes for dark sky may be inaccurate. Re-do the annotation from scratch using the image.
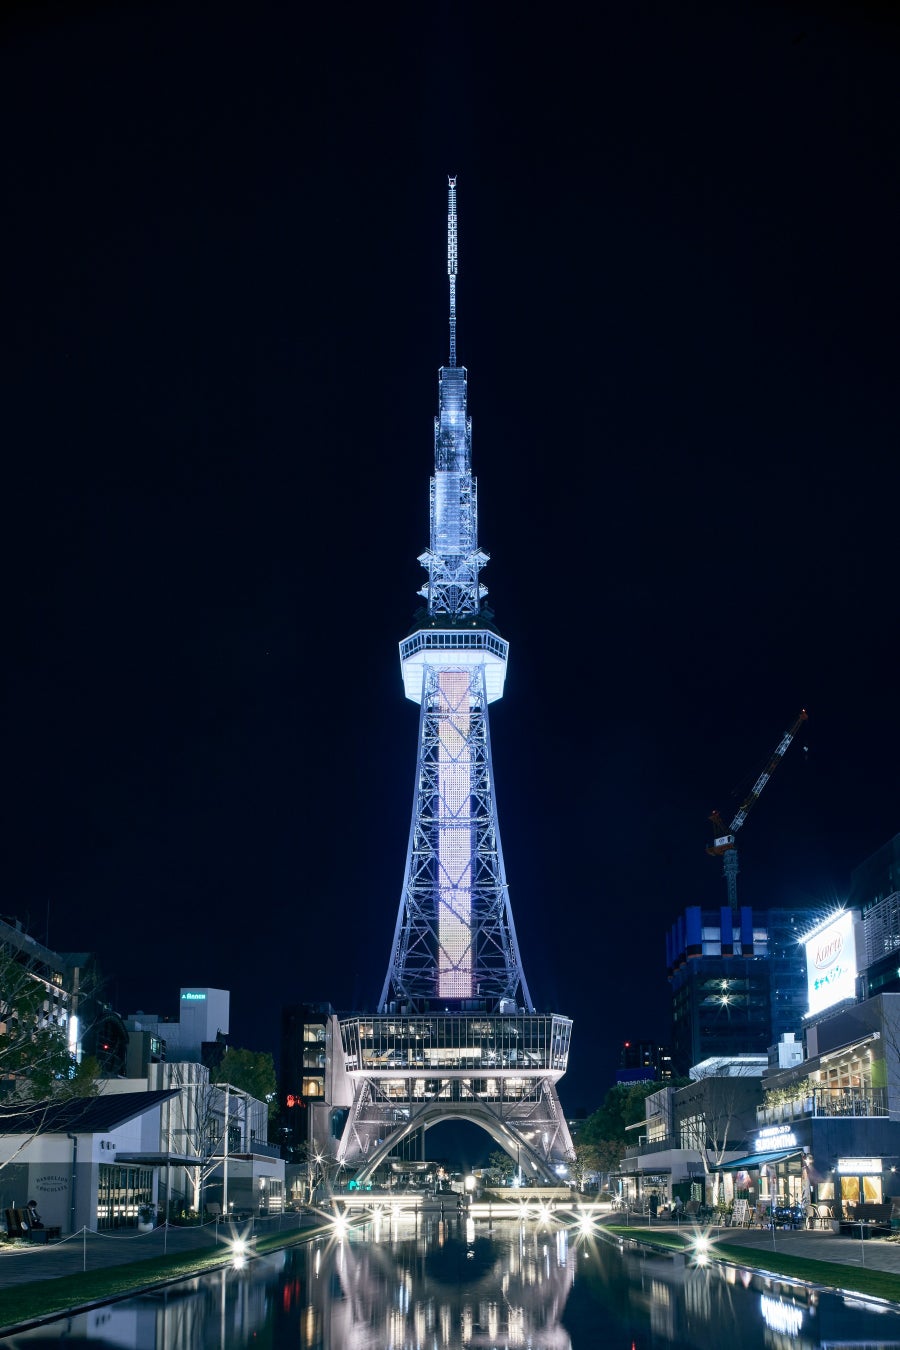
[2,1,899,1114]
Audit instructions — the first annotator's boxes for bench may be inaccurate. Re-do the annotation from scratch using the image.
[3,1208,61,1242]
[839,1203,892,1238]
[4,1208,28,1240]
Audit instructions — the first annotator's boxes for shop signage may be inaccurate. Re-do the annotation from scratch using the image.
[755,1125,797,1150]
[837,1157,881,1175]
[34,1173,69,1194]
[181,991,207,1001]
[805,910,858,1016]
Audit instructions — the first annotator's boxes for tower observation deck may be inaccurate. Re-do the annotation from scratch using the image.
[335,180,573,1184]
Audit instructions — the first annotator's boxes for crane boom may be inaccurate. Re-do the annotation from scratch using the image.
[707,708,808,907]
[729,708,808,834]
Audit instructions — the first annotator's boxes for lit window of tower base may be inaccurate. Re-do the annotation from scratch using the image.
[335,181,573,1184]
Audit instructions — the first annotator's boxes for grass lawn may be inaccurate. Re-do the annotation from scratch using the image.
[608,1225,900,1304]
[0,1225,332,1332]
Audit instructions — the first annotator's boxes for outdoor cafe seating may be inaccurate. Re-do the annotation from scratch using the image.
[753,1200,804,1229]
[806,1203,833,1229]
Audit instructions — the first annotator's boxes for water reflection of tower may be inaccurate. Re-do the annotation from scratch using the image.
[306,1221,575,1350]
[334,179,574,1184]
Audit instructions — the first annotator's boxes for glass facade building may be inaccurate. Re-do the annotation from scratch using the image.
[668,906,811,1076]
[852,833,900,999]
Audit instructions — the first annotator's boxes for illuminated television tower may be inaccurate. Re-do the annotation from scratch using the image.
[336,181,573,1182]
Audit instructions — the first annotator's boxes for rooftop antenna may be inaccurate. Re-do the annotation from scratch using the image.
[447,175,458,367]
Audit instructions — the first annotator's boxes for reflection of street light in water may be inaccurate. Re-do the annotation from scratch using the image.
[219,1243,249,1350]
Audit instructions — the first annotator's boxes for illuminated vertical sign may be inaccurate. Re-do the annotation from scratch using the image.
[805,910,858,1016]
[437,669,473,997]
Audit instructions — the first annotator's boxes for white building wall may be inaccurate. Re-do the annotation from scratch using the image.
[0,1104,167,1234]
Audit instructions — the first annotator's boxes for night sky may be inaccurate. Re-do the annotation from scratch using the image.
[3,2,899,1116]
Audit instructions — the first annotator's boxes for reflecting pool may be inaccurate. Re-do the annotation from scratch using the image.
[5,1212,900,1348]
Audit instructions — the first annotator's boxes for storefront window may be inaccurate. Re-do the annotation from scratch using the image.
[809,1048,877,1114]
[97,1165,153,1230]
[864,1175,882,1203]
[838,1174,882,1208]
[679,1113,704,1150]
[760,1159,804,1206]
[842,1177,860,1206]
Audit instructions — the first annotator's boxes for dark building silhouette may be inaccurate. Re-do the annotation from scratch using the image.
[668,906,811,1076]
[617,1040,673,1084]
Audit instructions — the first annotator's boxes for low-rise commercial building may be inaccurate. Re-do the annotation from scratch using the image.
[620,1056,765,1209]
[731,994,900,1215]
[0,1091,176,1233]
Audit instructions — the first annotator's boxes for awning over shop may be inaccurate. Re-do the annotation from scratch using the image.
[720,1149,804,1171]
[114,1153,201,1166]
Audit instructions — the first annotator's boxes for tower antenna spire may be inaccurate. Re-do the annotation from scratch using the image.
[447,175,458,366]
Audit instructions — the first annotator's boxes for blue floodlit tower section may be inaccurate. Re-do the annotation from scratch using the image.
[336,181,573,1183]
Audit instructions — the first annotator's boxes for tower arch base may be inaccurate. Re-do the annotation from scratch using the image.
[336,1069,573,1186]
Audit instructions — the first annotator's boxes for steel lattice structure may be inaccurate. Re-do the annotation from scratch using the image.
[336,179,573,1183]
[380,662,532,1012]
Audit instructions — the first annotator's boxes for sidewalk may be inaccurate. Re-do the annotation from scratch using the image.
[640,1218,900,1278]
[0,1215,316,1292]
[716,1223,900,1277]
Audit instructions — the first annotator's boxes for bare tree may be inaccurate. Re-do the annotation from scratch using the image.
[153,1062,243,1215]
[0,935,99,1168]
[676,1067,762,1203]
[292,1141,345,1206]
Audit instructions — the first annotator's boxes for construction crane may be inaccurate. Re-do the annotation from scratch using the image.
[708,708,808,910]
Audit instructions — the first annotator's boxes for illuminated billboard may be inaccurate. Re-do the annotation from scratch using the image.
[805,910,858,1017]
[437,670,473,998]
